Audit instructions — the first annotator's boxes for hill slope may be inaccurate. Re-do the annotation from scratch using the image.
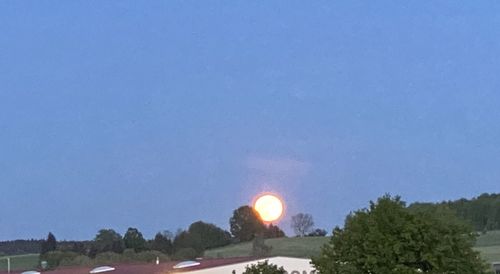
[205,232,500,264]
[204,236,328,259]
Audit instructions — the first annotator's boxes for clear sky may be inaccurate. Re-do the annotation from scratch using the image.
[1,1,500,240]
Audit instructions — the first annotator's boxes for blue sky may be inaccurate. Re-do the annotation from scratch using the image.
[1,1,500,240]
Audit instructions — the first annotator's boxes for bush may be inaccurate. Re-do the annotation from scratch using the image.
[172,248,197,260]
[134,250,169,262]
[40,251,78,269]
[243,260,286,274]
[60,255,92,267]
[94,252,122,265]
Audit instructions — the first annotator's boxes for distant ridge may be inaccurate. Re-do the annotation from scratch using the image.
[409,193,500,232]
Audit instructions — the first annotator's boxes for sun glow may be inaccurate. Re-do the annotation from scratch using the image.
[253,194,284,223]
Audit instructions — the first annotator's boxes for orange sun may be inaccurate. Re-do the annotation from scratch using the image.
[253,193,284,223]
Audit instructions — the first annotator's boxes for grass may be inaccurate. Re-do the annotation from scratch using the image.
[477,230,500,247]
[0,254,39,271]
[475,245,500,264]
[204,236,329,259]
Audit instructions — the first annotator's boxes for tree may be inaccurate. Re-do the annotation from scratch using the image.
[307,228,327,237]
[312,195,489,274]
[150,231,173,255]
[291,213,314,237]
[123,227,147,252]
[172,222,231,254]
[243,260,286,274]
[230,206,266,242]
[187,221,231,252]
[92,229,125,256]
[264,224,286,238]
[40,232,57,255]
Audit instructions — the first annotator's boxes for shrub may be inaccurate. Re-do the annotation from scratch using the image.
[172,248,197,260]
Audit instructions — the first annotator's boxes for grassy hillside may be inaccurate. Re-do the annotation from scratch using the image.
[204,236,329,259]
[475,245,500,264]
[0,254,39,271]
[205,231,500,264]
[476,230,500,247]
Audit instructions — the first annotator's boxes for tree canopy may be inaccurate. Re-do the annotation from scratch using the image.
[312,195,488,274]
[173,221,231,254]
[230,206,266,242]
[150,231,173,255]
[40,232,57,255]
[91,229,125,256]
[123,227,147,252]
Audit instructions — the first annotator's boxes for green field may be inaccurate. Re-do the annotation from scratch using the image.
[0,254,39,271]
[204,236,329,259]
[206,231,500,264]
[476,245,500,264]
[476,230,500,247]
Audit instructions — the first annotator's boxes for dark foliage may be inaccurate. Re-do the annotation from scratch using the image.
[150,231,173,255]
[173,221,231,254]
[123,227,147,252]
[263,224,286,238]
[409,193,500,231]
[0,239,42,255]
[40,232,57,255]
[313,195,489,274]
[307,228,327,237]
[91,229,125,257]
[243,260,286,274]
[230,206,266,242]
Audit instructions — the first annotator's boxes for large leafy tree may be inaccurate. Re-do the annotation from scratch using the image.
[150,231,173,255]
[312,195,488,274]
[187,221,231,251]
[243,260,286,274]
[92,229,125,255]
[230,206,266,242]
[173,221,231,254]
[123,227,147,252]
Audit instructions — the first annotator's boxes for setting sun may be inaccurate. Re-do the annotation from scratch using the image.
[253,194,284,223]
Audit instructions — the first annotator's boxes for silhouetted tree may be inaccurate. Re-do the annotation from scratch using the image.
[264,224,285,238]
[187,221,231,251]
[173,230,192,251]
[291,213,314,237]
[307,228,327,237]
[150,231,173,255]
[230,206,266,242]
[123,227,147,252]
[40,232,57,255]
[92,229,125,255]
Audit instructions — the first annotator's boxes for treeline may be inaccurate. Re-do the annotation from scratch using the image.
[408,193,500,232]
[32,205,288,269]
[0,239,42,256]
